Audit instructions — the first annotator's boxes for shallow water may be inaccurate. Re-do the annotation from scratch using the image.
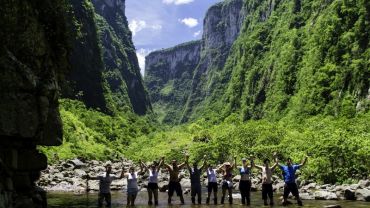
[48,191,369,208]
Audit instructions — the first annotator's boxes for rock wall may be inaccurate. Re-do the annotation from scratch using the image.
[145,41,201,123]
[0,0,70,207]
[145,0,244,123]
[63,0,151,115]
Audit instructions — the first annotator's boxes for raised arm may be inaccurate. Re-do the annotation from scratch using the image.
[199,155,207,171]
[157,157,164,172]
[87,175,100,180]
[178,154,189,169]
[216,164,224,173]
[140,160,149,172]
[232,156,237,169]
[271,152,279,171]
[299,155,309,167]
[249,155,255,169]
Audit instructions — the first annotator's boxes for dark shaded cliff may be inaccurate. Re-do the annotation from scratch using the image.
[63,0,151,115]
[0,0,70,207]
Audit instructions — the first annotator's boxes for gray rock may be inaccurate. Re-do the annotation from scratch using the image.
[180,179,191,188]
[358,180,370,189]
[299,192,314,200]
[69,159,85,169]
[314,190,338,200]
[233,175,241,182]
[355,188,370,202]
[158,181,168,192]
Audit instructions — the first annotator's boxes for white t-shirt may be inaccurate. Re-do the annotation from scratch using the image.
[127,172,138,190]
[148,170,159,184]
[207,169,217,183]
[98,174,117,194]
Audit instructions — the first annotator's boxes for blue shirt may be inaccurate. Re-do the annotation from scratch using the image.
[279,164,300,183]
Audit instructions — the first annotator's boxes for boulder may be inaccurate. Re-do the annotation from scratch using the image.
[74,169,86,177]
[299,192,314,200]
[69,159,85,169]
[358,180,370,189]
[233,175,241,182]
[180,179,191,188]
[344,189,356,200]
[314,190,338,200]
[158,181,168,192]
[355,188,370,202]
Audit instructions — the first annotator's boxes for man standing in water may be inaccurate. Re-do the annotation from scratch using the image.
[255,153,279,206]
[186,155,207,205]
[278,155,308,206]
[87,164,124,208]
[162,154,189,204]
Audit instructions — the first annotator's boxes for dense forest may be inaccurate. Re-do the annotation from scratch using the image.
[41,0,370,184]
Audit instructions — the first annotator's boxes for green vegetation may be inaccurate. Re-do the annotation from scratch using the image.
[125,112,370,184]
[45,0,370,185]
[41,99,155,162]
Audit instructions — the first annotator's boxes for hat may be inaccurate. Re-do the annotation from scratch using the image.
[224,162,231,166]
[242,158,247,161]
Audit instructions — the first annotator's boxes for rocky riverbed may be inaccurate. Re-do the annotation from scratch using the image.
[38,159,370,202]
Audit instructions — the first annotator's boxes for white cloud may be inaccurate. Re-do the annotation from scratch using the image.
[179,18,199,28]
[163,0,194,5]
[129,20,162,37]
[193,30,202,37]
[136,48,153,76]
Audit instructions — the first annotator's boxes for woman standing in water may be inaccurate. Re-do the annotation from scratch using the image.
[237,156,254,206]
[122,164,144,206]
[140,158,164,206]
[220,156,237,204]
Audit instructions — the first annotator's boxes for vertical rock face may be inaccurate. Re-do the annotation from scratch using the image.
[0,0,69,207]
[63,0,151,115]
[145,0,245,123]
[145,41,201,123]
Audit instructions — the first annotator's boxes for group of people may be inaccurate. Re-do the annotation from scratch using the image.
[87,153,308,207]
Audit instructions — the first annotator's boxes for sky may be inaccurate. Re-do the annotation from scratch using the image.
[125,0,222,75]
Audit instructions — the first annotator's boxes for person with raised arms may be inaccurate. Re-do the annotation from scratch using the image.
[162,154,189,204]
[140,158,164,206]
[121,163,144,206]
[254,153,279,206]
[86,163,124,208]
[186,155,207,204]
[206,162,223,204]
[277,155,309,206]
[237,155,255,206]
[220,156,237,204]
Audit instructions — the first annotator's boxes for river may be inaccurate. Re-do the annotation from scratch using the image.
[48,191,369,208]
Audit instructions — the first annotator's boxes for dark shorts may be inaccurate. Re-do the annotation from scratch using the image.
[283,182,299,198]
[191,184,202,197]
[262,183,274,200]
[222,181,232,190]
[147,183,159,190]
[98,193,111,207]
[207,182,218,193]
[168,181,183,197]
[239,180,251,194]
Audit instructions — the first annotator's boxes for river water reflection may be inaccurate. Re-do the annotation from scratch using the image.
[48,191,369,208]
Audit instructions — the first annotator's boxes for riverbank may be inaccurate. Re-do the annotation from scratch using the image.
[38,159,370,202]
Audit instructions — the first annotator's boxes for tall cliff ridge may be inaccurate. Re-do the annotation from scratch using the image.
[145,0,244,123]
[147,0,370,123]
[0,0,70,207]
[145,41,201,123]
[63,0,151,115]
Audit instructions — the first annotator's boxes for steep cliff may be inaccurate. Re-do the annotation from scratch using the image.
[63,0,151,115]
[145,0,244,123]
[145,41,201,123]
[0,0,70,207]
[146,0,370,123]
